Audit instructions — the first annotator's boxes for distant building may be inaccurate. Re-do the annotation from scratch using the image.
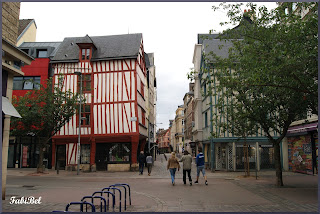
[157,129,170,153]
[16,19,37,46]
[174,105,184,153]
[145,53,157,156]
[169,119,175,152]
[183,83,195,156]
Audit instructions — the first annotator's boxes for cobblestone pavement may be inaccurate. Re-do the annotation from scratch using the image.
[2,153,318,212]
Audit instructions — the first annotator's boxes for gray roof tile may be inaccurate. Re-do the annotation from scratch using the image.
[202,39,237,62]
[52,33,142,62]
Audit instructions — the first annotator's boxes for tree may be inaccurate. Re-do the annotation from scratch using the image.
[11,76,82,173]
[199,2,317,186]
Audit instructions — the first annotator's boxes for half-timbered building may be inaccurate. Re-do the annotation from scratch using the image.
[50,33,153,171]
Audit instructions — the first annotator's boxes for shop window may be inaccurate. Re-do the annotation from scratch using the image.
[81,144,90,164]
[13,76,41,90]
[109,143,131,163]
[77,74,91,93]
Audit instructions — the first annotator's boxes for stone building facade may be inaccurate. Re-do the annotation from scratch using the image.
[2,2,20,45]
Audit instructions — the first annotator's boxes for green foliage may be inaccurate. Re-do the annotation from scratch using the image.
[202,2,318,186]
[11,75,81,141]
[11,75,82,172]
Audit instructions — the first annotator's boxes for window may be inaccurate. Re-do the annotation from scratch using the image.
[141,81,144,97]
[204,112,208,128]
[141,111,146,126]
[81,48,91,61]
[203,84,207,96]
[78,74,91,93]
[78,104,91,126]
[21,49,29,54]
[37,49,48,58]
[13,76,41,90]
[108,143,131,163]
[80,144,90,164]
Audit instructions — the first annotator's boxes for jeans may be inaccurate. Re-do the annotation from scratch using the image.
[169,168,177,183]
[147,163,152,174]
[183,169,192,184]
[139,163,144,174]
[197,165,206,177]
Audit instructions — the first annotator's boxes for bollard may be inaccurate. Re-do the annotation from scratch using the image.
[57,160,59,174]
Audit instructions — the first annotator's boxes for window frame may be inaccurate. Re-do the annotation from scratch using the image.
[80,48,92,61]
[36,49,48,58]
[13,76,41,90]
[77,104,91,127]
[77,74,91,93]
[140,80,144,97]
[204,112,208,128]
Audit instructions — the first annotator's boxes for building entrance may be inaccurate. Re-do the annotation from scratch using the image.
[56,145,66,170]
[95,143,108,171]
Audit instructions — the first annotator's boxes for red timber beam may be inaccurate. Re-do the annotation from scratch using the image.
[140,139,146,152]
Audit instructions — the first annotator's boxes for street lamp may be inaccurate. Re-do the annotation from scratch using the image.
[74,71,82,175]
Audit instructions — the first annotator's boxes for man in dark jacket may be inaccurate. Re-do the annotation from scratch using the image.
[138,151,146,175]
[195,147,208,185]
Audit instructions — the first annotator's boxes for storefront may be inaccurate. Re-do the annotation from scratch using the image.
[287,121,318,175]
[8,136,51,169]
[215,141,274,171]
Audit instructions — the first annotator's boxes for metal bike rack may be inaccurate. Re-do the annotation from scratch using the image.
[101,187,122,212]
[65,201,96,212]
[114,183,131,205]
[92,191,115,212]
[109,184,131,210]
[81,195,107,212]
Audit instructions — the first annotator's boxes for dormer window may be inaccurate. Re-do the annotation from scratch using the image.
[37,49,48,58]
[76,35,96,62]
[81,48,91,60]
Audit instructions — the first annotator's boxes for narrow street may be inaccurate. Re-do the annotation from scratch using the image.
[2,153,318,212]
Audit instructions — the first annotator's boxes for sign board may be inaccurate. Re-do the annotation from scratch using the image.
[131,117,137,122]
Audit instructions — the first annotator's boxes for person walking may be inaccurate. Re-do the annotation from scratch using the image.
[167,152,180,185]
[195,148,208,185]
[138,151,146,175]
[146,153,153,176]
[179,150,193,186]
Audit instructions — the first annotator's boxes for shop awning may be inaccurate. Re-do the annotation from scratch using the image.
[2,96,21,118]
[287,122,318,135]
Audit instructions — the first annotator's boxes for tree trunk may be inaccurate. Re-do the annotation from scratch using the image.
[274,142,283,186]
[243,142,250,177]
[37,139,45,173]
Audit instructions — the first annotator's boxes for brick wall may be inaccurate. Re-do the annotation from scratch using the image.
[2,2,20,45]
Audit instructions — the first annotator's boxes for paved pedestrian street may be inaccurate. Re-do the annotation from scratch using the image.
[2,154,318,213]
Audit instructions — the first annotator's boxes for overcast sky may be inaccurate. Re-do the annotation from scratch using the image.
[19,2,277,130]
